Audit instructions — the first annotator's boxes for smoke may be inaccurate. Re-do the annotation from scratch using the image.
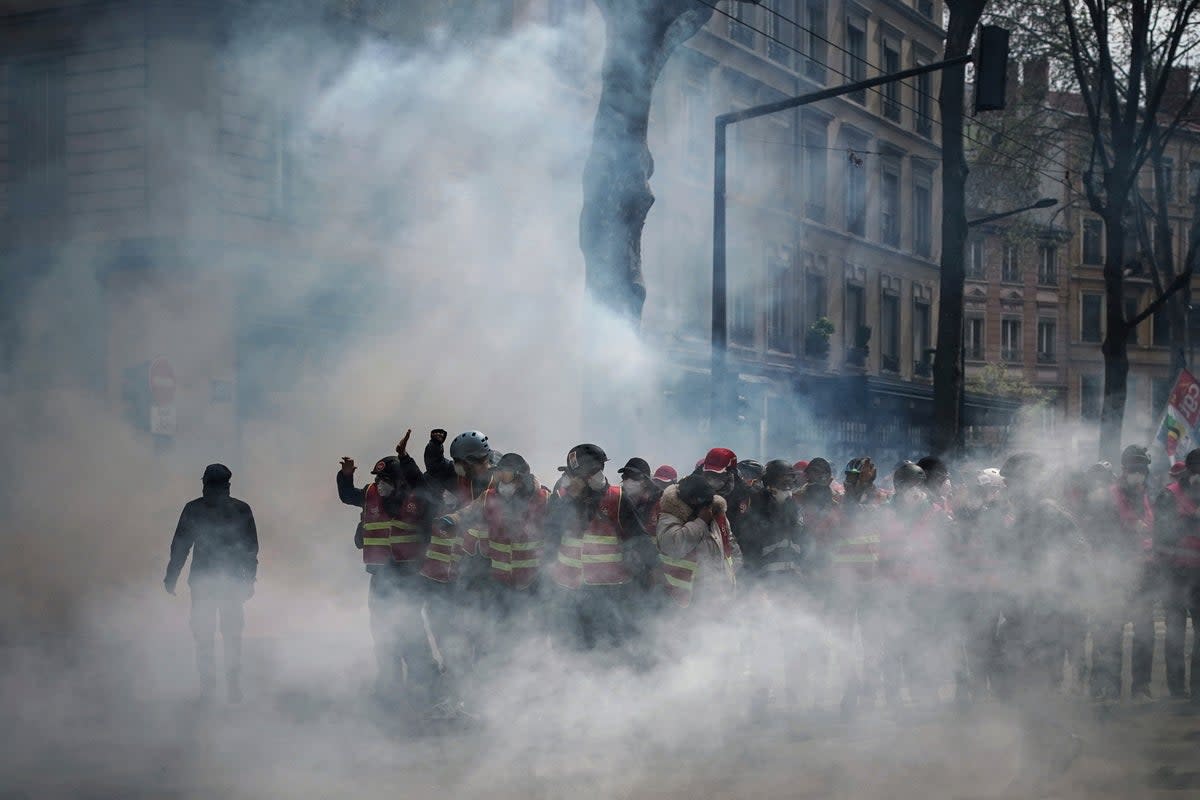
[0,3,1188,798]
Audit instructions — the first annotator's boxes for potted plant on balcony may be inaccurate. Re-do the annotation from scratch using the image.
[804,317,835,360]
[846,324,871,367]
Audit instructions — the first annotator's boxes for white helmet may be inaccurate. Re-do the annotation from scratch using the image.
[976,467,1005,488]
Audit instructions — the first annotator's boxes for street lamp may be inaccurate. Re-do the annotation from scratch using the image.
[958,197,1058,450]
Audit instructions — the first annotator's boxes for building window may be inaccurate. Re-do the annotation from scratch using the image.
[965,317,984,360]
[880,290,900,372]
[1081,292,1103,342]
[802,0,828,82]
[731,280,756,347]
[1001,244,1020,283]
[845,283,866,347]
[881,37,902,121]
[1082,219,1103,265]
[913,166,933,257]
[1154,307,1171,347]
[729,1,756,48]
[1080,374,1102,420]
[967,238,985,279]
[1153,376,1172,417]
[845,142,867,236]
[1161,157,1175,199]
[1125,295,1140,345]
[805,272,827,326]
[880,157,901,246]
[913,299,932,370]
[1189,161,1200,202]
[845,16,867,104]
[915,64,933,137]
[765,0,793,65]
[10,57,66,216]
[1037,319,1057,363]
[917,0,934,18]
[803,120,827,221]
[1001,318,1022,362]
[767,251,794,352]
[1037,244,1058,286]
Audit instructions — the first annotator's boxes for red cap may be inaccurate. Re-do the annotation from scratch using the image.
[652,465,678,483]
[701,447,738,473]
[1171,461,1188,478]
[793,460,810,473]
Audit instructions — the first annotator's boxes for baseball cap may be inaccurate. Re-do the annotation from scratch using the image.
[617,457,652,480]
[652,465,678,483]
[559,443,608,476]
[701,447,738,473]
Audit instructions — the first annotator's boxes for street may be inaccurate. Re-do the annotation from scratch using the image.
[5,623,1200,799]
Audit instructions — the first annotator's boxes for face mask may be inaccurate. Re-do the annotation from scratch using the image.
[497,482,518,498]
[621,479,644,500]
[770,487,791,503]
[1124,472,1147,488]
[453,463,467,478]
[587,473,607,491]
[808,474,832,488]
[376,480,394,498]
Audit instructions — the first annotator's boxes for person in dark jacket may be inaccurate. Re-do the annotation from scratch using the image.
[165,463,258,702]
[337,431,436,705]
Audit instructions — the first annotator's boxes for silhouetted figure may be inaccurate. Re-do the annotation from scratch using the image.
[164,464,258,702]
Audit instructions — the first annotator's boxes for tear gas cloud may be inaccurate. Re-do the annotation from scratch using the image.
[0,4,1177,798]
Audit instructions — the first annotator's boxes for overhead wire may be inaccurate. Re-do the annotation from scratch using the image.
[749,0,1078,167]
[692,0,1075,193]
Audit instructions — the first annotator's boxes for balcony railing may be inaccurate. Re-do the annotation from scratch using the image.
[882,354,900,373]
[730,21,755,48]
[1002,347,1022,362]
[768,40,791,65]
[913,359,932,378]
[1038,271,1058,286]
[1037,351,1057,364]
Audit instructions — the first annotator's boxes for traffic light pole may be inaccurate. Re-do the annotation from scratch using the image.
[711,54,973,428]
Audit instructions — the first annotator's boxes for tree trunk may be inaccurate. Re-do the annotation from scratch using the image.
[930,0,987,457]
[580,1,714,326]
[1099,208,1129,458]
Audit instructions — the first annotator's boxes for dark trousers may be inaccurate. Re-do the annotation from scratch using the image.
[190,574,247,690]
[368,565,437,706]
[1164,570,1200,697]
[552,583,630,652]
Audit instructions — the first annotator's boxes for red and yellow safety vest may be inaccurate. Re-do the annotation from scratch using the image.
[660,510,735,609]
[360,483,425,567]
[1159,483,1200,569]
[550,485,631,590]
[420,475,492,583]
[480,485,550,589]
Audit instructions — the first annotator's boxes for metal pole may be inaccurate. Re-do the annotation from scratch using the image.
[710,52,973,430]
[711,121,728,427]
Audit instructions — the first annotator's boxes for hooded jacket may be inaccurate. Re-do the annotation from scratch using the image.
[165,483,259,588]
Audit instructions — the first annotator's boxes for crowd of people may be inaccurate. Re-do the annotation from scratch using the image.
[164,428,1200,728]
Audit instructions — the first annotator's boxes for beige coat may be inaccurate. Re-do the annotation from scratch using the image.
[656,484,740,600]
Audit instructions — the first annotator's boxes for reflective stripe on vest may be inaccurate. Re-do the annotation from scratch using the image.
[550,486,631,589]
[360,484,397,567]
[1161,483,1200,569]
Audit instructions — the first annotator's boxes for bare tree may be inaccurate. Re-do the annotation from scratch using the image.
[580,0,759,327]
[930,0,989,457]
[1059,0,1200,456]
